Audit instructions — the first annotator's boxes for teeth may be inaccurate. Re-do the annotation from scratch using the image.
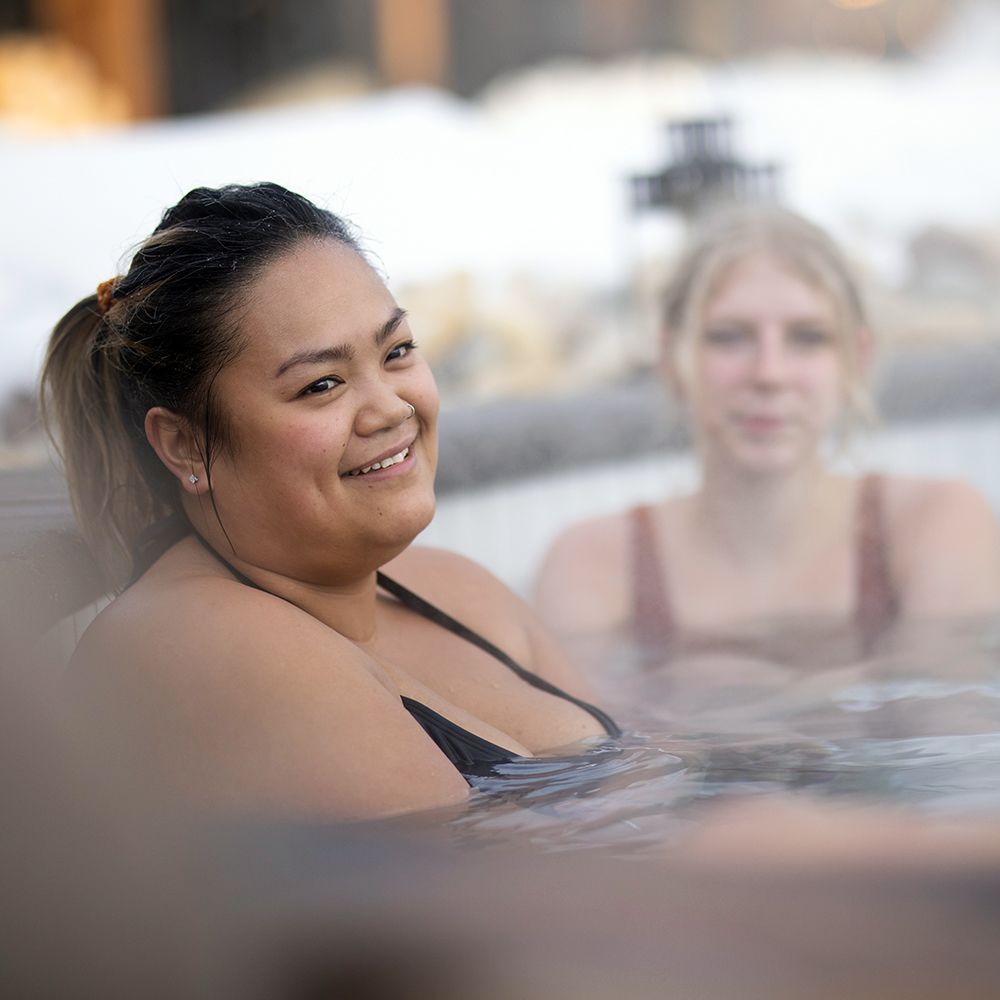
[348,447,409,477]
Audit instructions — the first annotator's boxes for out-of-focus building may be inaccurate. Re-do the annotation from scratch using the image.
[0,0,163,127]
[0,0,952,129]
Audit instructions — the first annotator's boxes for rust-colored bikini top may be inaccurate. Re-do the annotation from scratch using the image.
[630,474,900,660]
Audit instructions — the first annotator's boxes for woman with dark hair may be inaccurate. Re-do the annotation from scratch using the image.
[42,182,618,820]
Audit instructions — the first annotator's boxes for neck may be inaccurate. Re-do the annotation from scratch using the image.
[692,456,835,567]
[181,500,389,644]
[243,563,383,644]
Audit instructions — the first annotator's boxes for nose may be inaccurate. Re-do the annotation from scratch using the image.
[353,379,414,437]
[749,332,790,387]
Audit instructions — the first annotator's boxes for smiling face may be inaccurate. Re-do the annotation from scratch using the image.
[199,238,439,583]
[668,251,849,476]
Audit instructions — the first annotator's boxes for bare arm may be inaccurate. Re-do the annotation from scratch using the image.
[72,580,469,821]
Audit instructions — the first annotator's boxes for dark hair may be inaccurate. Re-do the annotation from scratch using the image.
[41,182,362,587]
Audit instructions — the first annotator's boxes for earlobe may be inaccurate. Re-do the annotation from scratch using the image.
[144,407,204,492]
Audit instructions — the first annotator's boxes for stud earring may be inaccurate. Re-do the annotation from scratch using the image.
[189,473,199,485]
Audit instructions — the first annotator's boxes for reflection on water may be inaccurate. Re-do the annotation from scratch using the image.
[449,615,1000,855]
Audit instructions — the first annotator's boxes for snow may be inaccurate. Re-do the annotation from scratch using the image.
[3,0,1000,399]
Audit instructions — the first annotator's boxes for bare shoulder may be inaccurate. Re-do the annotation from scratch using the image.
[532,510,633,634]
[880,474,1000,616]
[882,475,1000,555]
[73,568,468,819]
[882,474,998,526]
[385,543,512,602]
[384,544,599,698]
[383,544,531,653]
[76,569,332,682]
[72,569,391,747]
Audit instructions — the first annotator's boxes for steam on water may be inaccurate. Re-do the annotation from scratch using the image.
[444,612,1000,855]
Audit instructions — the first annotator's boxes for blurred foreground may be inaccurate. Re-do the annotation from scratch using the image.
[5,608,1000,998]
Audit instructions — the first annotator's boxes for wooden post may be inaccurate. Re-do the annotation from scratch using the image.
[31,0,166,118]
[375,0,450,87]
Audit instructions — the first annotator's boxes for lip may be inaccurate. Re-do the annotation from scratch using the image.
[737,414,787,433]
[341,434,418,479]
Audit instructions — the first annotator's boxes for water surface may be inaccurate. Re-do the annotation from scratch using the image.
[448,616,1000,856]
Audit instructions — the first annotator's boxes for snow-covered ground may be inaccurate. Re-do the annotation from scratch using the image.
[3,0,1000,401]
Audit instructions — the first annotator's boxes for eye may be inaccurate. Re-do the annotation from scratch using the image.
[386,339,418,363]
[789,326,833,349]
[704,327,750,348]
[300,375,343,397]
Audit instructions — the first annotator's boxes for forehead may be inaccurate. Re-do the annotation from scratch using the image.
[705,252,835,320]
[238,238,395,362]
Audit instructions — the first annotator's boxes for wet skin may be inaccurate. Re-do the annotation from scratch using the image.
[73,236,607,820]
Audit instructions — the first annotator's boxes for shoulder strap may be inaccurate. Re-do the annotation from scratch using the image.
[630,504,675,652]
[377,572,621,737]
[855,474,900,653]
[185,532,620,738]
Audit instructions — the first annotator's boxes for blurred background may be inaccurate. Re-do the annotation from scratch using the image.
[7,11,1000,993]
[2,0,1000,587]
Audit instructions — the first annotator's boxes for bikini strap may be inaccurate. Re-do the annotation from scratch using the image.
[180,531,620,737]
[630,504,675,653]
[377,572,621,737]
[855,473,899,653]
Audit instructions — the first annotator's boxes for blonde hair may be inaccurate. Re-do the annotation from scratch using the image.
[661,205,875,432]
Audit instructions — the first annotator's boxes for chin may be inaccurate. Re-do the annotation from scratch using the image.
[727,426,819,468]
[413,497,437,535]
[739,447,814,476]
[390,494,437,543]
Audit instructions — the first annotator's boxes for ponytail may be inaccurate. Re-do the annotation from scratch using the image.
[39,182,361,591]
[40,295,166,589]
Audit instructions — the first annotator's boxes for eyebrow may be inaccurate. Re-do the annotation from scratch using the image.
[706,313,832,326]
[274,308,408,378]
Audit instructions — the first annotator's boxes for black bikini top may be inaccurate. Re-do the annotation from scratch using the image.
[374,570,620,743]
[131,518,619,783]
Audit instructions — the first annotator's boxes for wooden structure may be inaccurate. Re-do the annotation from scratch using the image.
[31,0,165,118]
[16,1,954,117]
[375,0,449,87]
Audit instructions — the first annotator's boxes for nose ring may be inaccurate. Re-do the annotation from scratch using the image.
[406,403,415,419]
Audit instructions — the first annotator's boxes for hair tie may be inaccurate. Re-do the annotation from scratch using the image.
[96,276,119,315]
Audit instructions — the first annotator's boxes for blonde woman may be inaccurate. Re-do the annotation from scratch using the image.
[535,207,1000,675]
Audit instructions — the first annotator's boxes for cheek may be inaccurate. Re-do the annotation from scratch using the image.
[793,366,847,434]
[691,354,747,402]
[412,364,440,420]
[249,414,350,469]
[803,360,847,403]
